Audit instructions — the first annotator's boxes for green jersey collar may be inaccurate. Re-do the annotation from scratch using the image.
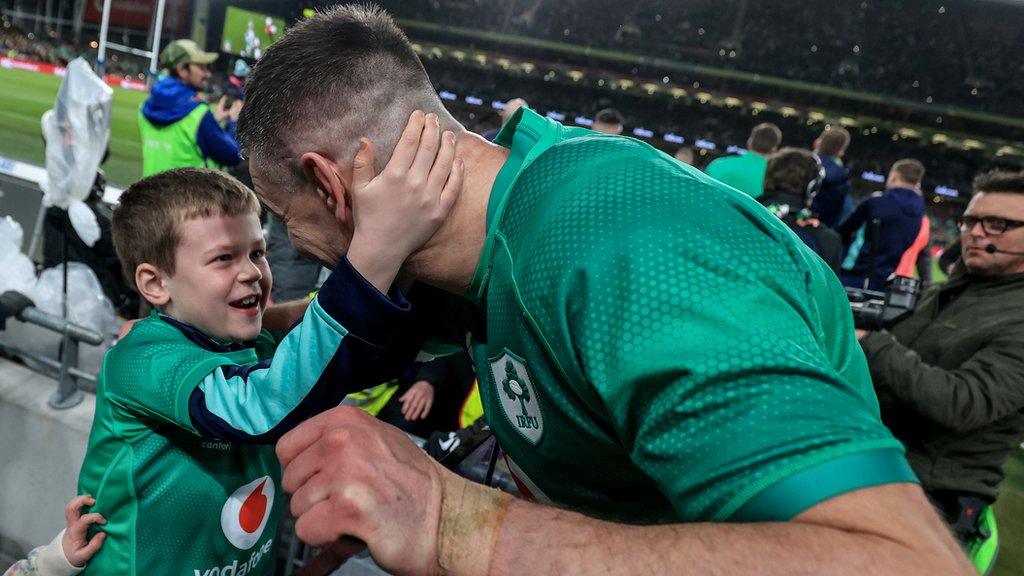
[466,108,564,301]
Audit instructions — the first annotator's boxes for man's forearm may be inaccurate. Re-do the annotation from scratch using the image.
[482,483,970,576]
[262,297,312,332]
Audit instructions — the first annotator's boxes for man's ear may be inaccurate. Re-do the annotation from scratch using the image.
[136,263,170,307]
[300,152,352,226]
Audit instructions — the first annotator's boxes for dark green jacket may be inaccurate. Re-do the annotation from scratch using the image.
[860,268,1024,500]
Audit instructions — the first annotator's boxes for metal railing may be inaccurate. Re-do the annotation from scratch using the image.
[0,307,103,409]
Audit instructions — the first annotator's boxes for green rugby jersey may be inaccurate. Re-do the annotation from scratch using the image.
[704,151,769,198]
[79,318,282,576]
[77,262,414,575]
[467,109,915,523]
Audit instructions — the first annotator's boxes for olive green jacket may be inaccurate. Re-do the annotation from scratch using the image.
[860,268,1024,500]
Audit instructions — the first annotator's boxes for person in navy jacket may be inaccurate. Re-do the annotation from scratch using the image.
[837,159,926,290]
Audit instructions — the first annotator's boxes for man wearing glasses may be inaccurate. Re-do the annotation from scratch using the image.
[138,39,243,177]
[857,170,1024,570]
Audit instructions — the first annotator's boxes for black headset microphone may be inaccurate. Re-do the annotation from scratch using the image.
[984,244,1024,256]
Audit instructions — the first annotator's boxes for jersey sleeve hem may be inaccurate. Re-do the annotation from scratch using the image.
[720,446,917,522]
[174,356,236,432]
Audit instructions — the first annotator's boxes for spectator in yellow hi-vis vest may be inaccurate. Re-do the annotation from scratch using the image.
[139,39,242,177]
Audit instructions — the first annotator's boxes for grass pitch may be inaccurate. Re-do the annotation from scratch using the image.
[0,66,145,186]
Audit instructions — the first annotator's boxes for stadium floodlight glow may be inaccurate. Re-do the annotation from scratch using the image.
[839,117,858,127]
[963,139,985,151]
[898,128,921,138]
[694,139,717,150]
[808,111,827,122]
[934,185,959,197]
[697,92,712,104]
[546,111,566,122]
[861,171,886,183]
[932,133,950,144]
[726,145,748,155]
[439,91,457,101]
[569,70,584,82]
[411,43,422,53]
[520,63,536,74]
[497,58,511,69]
[451,50,466,61]
[724,97,742,107]
[670,88,686,98]
[574,116,594,127]
[473,54,487,65]
[642,83,659,95]
[632,127,654,138]
[780,107,798,117]
[664,133,685,144]
[492,101,506,110]
[465,96,483,106]
[617,79,635,90]
[751,102,769,111]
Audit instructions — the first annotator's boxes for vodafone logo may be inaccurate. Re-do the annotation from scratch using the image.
[220,476,275,550]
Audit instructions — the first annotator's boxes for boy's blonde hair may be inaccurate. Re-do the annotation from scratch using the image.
[111,168,261,290]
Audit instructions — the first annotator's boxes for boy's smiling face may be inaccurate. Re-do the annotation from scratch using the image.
[159,212,272,341]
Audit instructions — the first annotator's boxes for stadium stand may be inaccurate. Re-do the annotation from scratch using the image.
[378,0,1024,116]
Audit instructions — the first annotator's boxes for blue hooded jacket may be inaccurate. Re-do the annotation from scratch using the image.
[140,76,241,167]
[837,187,924,291]
[811,155,852,228]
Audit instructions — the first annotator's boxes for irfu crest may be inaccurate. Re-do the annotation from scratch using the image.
[490,350,544,444]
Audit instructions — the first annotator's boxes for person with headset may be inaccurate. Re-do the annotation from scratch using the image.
[856,170,1024,575]
[760,148,843,274]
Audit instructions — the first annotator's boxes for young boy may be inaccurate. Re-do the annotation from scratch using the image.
[76,117,460,575]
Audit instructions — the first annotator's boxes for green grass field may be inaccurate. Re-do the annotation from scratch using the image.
[221,6,285,57]
[0,64,1021,574]
[0,66,145,186]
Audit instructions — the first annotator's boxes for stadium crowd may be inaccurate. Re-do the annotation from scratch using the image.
[380,0,1024,117]
[2,3,1024,576]
[0,25,148,77]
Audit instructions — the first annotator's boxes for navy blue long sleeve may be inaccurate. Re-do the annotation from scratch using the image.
[196,111,242,167]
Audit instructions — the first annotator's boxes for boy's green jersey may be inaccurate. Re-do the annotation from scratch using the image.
[467,109,916,523]
[78,318,281,576]
[77,263,414,575]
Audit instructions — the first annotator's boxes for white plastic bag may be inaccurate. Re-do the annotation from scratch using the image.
[1,263,116,377]
[0,216,24,248]
[41,58,113,210]
[67,199,101,247]
[0,217,35,294]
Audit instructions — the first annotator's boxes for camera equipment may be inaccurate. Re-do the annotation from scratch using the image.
[846,275,921,330]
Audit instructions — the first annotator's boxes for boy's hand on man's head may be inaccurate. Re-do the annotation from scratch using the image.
[61,494,106,568]
[346,110,464,293]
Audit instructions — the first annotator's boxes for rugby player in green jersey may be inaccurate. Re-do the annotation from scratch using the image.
[75,115,460,576]
[239,5,974,575]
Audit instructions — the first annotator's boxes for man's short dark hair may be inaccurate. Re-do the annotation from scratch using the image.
[817,126,851,157]
[595,108,624,125]
[749,123,782,155]
[237,4,437,181]
[765,148,821,200]
[891,159,926,186]
[973,170,1024,195]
